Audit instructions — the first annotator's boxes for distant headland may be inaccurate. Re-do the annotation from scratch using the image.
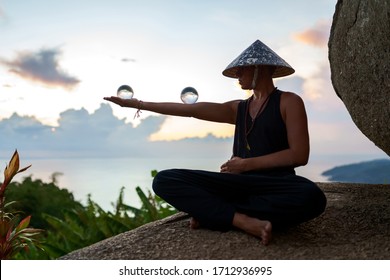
[322,159,390,184]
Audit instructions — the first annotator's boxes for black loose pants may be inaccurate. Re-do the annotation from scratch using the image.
[152,169,326,230]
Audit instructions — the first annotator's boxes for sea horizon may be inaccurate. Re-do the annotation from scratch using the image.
[3,154,387,211]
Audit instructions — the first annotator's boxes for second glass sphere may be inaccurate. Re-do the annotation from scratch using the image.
[180,87,198,104]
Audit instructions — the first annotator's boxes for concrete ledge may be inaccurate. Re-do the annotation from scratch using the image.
[60,183,390,260]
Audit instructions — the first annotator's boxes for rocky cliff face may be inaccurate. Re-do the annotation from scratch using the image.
[329,0,390,156]
[60,183,390,260]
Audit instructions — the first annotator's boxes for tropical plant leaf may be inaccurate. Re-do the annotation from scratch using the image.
[15,215,31,232]
[17,164,32,175]
[151,170,158,178]
[118,203,142,216]
[4,200,18,209]
[43,214,84,244]
[136,186,158,220]
[1,150,32,196]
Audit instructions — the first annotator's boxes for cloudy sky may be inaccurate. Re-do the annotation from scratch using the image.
[0,0,387,162]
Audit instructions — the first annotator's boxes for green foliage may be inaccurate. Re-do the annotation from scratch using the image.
[5,176,83,229]
[5,168,177,259]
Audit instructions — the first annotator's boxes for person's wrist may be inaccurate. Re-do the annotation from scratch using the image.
[137,99,143,110]
[133,99,143,119]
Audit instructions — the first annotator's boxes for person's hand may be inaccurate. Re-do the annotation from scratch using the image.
[220,157,246,174]
[103,96,139,108]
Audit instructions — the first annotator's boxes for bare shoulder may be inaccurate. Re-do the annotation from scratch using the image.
[280,91,304,104]
[279,91,306,121]
[280,91,306,111]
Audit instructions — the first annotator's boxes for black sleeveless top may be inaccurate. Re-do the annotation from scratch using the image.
[233,89,295,175]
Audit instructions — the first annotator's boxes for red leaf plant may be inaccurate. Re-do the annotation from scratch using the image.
[0,150,43,259]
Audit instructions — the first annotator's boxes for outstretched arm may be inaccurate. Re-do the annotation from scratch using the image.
[103,96,240,124]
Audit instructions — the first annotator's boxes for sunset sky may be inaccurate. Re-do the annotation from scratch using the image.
[0,0,387,162]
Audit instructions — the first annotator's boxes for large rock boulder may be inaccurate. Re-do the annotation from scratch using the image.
[328,0,390,156]
[60,183,390,260]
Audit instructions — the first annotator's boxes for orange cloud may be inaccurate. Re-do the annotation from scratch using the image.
[293,20,331,48]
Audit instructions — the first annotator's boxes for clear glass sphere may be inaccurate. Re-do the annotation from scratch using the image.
[180,87,198,104]
[117,85,134,99]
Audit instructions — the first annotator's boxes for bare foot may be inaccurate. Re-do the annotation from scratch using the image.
[189,217,200,229]
[233,213,272,245]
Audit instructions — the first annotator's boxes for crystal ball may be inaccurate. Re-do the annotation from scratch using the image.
[117,85,134,99]
[180,87,198,104]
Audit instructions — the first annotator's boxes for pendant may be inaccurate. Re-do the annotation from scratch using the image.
[246,143,251,150]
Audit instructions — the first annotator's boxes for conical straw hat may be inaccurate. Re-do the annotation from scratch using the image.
[222,40,295,78]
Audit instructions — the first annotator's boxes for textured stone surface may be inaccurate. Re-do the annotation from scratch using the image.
[60,183,390,260]
[328,0,390,156]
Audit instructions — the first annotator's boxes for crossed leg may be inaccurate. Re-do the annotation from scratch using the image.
[154,169,325,247]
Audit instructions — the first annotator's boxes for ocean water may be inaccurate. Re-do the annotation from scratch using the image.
[4,155,380,211]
